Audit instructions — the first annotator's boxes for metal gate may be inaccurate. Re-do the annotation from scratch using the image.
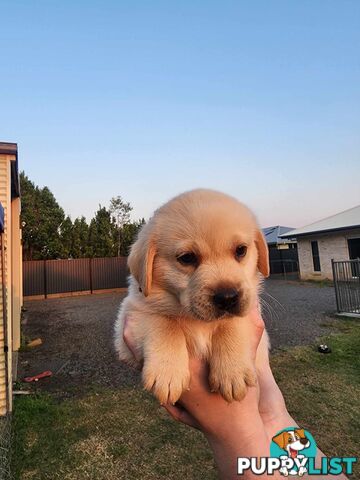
[332,259,360,315]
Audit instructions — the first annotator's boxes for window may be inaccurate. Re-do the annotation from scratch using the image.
[311,241,321,272]
[348,238,360,260]
[348,238,360,277]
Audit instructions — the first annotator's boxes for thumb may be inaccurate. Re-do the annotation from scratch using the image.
[248,303,265,359]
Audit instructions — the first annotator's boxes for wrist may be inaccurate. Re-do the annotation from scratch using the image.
[206,418,275,480]
[201,388,262,441]
[205,404,268,454]
[260,398,296,440]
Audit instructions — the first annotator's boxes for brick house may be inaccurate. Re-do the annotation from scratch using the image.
[280,205,360,281]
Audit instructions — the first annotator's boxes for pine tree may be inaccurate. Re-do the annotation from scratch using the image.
[71,216,89,258]
[88,206,116,257]
[60,216,73,258]
[119,218,145,255]
[20,172,65,260]
[21,171,141,259]
[110,196,133,256]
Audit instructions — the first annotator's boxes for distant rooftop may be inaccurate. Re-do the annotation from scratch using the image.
[281,205,360,238]
[262,226,295,245]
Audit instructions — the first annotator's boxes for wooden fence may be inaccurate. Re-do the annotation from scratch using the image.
[23,257,128,299]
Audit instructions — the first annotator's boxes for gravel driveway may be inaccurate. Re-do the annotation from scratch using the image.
[261,279,337,348]
[19,280,338,396]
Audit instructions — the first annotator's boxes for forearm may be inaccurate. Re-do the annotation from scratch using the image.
[202,389,281,479]
[207,419,281,480]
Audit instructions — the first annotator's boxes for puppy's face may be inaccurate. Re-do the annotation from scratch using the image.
[129,190,269,321]
[272,429,310,457]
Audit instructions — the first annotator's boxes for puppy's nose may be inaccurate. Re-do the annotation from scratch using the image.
[213,288,239,312]
[300,438,309,446]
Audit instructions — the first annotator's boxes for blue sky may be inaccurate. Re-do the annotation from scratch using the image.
[1,0,359,227]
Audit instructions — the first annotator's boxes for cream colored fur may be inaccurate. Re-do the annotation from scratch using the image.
[114,189,270,404]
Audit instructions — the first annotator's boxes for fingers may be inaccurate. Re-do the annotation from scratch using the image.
[257,363,287,420]
[247,303,265,358]
[161,403,201,430]
[250,302,265,332]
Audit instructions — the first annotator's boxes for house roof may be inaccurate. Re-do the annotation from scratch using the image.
[0,142,20,198]
[280,205,360,238]
[0,142,17,155]
[262,226,295,245]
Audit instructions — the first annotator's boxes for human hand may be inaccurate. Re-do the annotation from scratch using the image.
[122,304,283,438]
[123,306,278,479]
[123,310,346,479]
[160,304,266,437]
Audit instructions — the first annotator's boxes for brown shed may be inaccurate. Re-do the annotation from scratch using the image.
[0,142,22,415]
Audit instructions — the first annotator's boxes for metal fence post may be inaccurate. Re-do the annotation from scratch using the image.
[331,259,340,313]
[89,257,93,294]
[43,259,47,299]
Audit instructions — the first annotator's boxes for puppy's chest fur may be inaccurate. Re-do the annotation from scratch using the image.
[127,282,235,359]
[175,317,218,358]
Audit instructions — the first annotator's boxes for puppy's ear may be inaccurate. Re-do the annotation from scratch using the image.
[272,432,287,450]
[295,429,305,438]
[255,229,270,277]
[128,223,156,296]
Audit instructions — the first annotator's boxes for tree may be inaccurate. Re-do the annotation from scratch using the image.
[109,196,133,256]
[119,218,145,255]
[60,216,73,258]
[20,172,65,260]
[71,216,89,258]
[21,171,143,260]
[88,206,116,257]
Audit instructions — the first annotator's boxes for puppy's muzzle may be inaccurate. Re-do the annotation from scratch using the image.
[212,288,239,314]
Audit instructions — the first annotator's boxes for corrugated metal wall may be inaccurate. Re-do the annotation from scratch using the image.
[23,260,44,296]
[46,258,91,294]
[23,257,128,297]
[91,257,128,290]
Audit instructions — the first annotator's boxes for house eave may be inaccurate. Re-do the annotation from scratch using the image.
[281,224,360,239]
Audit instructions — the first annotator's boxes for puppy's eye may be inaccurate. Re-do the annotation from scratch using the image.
[235,245,247,259]
[177,252,198,266]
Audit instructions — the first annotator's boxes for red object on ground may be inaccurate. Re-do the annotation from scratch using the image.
[23,370,53,382]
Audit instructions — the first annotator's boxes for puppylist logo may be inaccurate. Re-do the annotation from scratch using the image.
[237,427,357,476]
[271,428,315,476]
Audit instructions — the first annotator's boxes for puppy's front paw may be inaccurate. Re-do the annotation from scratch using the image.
[298,466,307,477]
[142,360,190,404]
[209,361,257,402]
[279,467,289,476]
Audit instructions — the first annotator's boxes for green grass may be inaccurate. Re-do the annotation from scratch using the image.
[11,388,215,480]
[11,319,360,480]
[299,279,334,288]
[272,318,360,474]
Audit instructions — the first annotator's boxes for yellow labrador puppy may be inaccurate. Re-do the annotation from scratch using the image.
[114,189,269,404]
